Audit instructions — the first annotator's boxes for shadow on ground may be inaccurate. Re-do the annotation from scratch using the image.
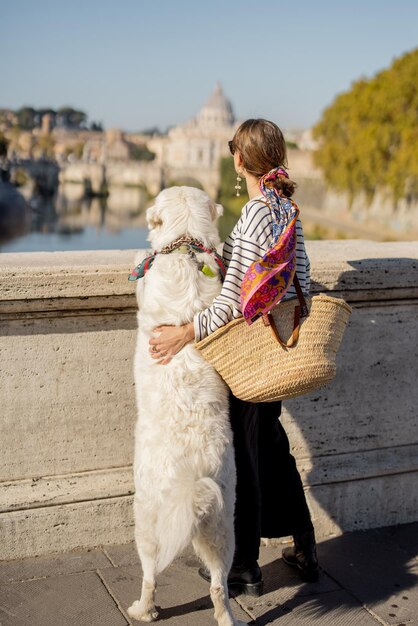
[241,523,418,626]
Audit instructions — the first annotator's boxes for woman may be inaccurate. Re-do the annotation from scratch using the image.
[149,119,319,595]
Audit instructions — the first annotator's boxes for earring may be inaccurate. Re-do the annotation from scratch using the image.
[235,173,242,197]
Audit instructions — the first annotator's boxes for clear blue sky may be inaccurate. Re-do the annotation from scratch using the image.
[2,0,417,132]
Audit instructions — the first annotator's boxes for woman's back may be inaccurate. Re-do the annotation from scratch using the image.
[194,196,310,342]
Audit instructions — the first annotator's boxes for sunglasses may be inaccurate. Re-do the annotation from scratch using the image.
[228,140,236,156]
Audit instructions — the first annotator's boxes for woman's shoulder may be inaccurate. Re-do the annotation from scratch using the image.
[234,196,273,242]
[241,196,271,224]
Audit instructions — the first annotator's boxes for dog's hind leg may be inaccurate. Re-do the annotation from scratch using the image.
[193,525,248,626]
[127,542,159,622]
[127,503,159,622]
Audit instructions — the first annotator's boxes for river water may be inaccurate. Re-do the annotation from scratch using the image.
[0,183,238,253]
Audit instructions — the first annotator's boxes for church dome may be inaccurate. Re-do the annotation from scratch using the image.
[196,83,235,129]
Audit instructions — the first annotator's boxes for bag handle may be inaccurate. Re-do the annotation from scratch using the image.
[261,274,309,348]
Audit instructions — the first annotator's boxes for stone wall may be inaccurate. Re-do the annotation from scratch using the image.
[1,242,417,560]
[60,161,163,196]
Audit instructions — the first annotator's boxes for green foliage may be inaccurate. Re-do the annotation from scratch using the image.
[15,106,88,130]
[64,142,85,160]
[12,168,29,187]
[129,143,156,162]
[73,142,84,160]
[57,107,87,128]
[16,106,37,130]
[35,134,56,158]
[217,156,249,240]
[139,126,162,136]
[313,48,418,200]
[90,121,103,131]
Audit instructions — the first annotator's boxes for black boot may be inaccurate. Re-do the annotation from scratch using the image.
[282,530,319,582]
[198,561,264,596]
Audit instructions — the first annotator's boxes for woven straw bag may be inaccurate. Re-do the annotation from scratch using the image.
[195,284,352,402]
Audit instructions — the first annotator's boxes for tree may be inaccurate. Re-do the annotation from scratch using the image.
[139,126,162,136]
[16,106,37,130]
[57,107,87,129]
[313,48,418,201]
[90,121,103,132]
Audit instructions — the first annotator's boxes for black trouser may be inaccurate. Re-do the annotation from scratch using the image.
[229,392,314,564]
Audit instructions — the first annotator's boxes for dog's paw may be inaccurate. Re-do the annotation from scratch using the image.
[127,600,159,622]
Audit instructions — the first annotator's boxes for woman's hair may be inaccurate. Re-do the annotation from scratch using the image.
[232,119,296,198]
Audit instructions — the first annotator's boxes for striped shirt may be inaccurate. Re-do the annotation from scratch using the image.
[194,196,311,342]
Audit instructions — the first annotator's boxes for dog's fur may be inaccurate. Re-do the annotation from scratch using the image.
[127,187,246,626]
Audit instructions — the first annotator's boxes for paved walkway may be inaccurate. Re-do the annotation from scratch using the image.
[0,523,417,626]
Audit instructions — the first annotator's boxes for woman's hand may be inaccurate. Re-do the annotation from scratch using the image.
[149,322,195,365]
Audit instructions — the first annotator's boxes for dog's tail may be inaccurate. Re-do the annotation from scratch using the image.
[155,475,223,574]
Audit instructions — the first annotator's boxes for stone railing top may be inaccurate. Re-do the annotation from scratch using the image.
[1,240,417,306]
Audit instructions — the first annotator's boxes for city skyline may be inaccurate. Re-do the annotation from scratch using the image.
[2,0,418,132]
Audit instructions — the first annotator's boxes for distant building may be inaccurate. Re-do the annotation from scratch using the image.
[41,113,54,135]
[147,82,238,196]
[103,129,131,161]
[10,85,323,199]
[285,127,318,151]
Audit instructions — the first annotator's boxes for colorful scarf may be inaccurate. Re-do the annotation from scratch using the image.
[240,167,300,324]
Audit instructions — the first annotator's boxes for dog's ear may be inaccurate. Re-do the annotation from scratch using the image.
[146,204,163,230]
[211,202,223,220]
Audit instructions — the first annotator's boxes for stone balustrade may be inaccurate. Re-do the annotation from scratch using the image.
[1,241,417,560]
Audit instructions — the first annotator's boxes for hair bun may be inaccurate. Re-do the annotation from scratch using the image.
[273,176,296,198]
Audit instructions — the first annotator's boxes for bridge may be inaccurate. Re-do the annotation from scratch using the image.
[1,240,417,562]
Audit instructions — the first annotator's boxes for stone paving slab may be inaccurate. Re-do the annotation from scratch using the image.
[98,562,250,625]
[0,570,128,626]
[103,541,140,568]
[377,522,418,559]
[0,547,111,584]
[235,546,381,625]
[238,589,383,626]
[0,523,417,626]
[318,528,418,625]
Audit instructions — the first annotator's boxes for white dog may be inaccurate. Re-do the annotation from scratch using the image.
[127,187,246,626]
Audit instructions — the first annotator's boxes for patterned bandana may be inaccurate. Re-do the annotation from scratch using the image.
[128,236,226,281]
[240,167,300,324]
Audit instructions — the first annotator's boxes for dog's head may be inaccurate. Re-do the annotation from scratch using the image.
[146,186,223,251]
